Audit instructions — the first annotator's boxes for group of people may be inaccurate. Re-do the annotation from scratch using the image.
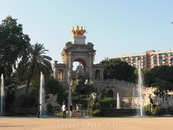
[62,103,80,118]
[37,103,80,118]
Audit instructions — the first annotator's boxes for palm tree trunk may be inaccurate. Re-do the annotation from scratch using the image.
[25,74,32,94]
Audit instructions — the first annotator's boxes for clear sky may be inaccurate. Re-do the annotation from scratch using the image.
[1,0,173,66]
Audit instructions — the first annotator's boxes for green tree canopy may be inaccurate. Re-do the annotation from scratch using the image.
[0,16,30,77]
[134,68,148,83]
[144,65,173,87]
[153,79,173,96]
[45,76,64,104]
[101,58,136,82]
[144,65,173,96]
[17,43,52,94]
[31,76,64,105]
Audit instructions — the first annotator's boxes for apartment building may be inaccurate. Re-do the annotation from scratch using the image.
[116,50,173,69]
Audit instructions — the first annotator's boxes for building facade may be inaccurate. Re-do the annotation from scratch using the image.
[116,50,173,69]
[53,26,172,108]
[52,25,137,101]
[53,25,104,90]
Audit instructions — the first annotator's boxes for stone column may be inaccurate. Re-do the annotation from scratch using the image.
[88,52,93,81]
[68,52,73,84]
[68,52,72,68]
[54,61,58,80]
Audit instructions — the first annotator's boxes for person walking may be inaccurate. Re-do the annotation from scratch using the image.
[76,104,80,118]
[37,104,41,118]
[62,103,66,118]
[69,103,73,118]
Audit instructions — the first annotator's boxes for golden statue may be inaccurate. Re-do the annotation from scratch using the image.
[71,25,87,35]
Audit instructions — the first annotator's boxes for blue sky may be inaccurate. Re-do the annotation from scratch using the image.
[0,0,173,66]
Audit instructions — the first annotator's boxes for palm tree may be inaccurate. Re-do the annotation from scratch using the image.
[17,43,52,94]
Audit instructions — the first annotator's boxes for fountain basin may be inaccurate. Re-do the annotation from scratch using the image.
[99,108,137,117]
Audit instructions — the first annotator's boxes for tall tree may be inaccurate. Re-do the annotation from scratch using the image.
[17,43,52,94]
[45,76,64,104]
[0,16,30,78]
[31,76,64,105]
[144,66,173,86]
[101,58,136,82]
[144,65,173,97]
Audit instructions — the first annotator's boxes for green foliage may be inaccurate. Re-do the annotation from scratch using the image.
[19,94,27,100]
[126,90,132,104]
[89,93,101,115]
[101,89,107,97]
[153,79,173,95]
[101,58,136,82]
[71,79,78,93]
[71,82,95,108]
[72,97,88,108]
[5,89,15,111]
[0,16,30,77]
[4,78,15,86]
[85,85,95,95]
[45,76,64,104]
[17,43,52,94]
[89,109,100,115]
[4,77,18,111]
[100,98,116,108]
[144,65,173,97]
[31,77,39,92]
[144,66,173,87]
[145,104,161,114]
[145,104,152,113]
[134,68,148,83]
[89,98,94,106]
[71,78,95,95]
[19,92,38,107]
[152,107,161,114]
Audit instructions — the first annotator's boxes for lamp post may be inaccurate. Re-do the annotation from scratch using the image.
[170,58,173,66]
[68,80,73,109]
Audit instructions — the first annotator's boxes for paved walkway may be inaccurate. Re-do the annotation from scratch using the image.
[0,117,172,130]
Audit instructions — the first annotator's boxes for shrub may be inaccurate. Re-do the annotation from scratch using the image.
[72,98,88,108]
[89,109,100,115]
[145,104,151,113]
[19,92,37,107]
[100,98,116,108]
[152,107,161,114]
[145,104,161,114]
[5,89,15,111]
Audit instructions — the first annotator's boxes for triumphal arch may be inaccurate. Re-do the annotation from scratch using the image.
[53,25,104,90]
[53,25,138,101]
[53,25,152,106]
[53,26,171,108]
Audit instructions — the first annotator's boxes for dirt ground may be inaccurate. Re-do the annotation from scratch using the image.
[0,116,172,130]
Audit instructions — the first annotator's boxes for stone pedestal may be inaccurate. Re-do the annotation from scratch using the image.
[72,35,86,44]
